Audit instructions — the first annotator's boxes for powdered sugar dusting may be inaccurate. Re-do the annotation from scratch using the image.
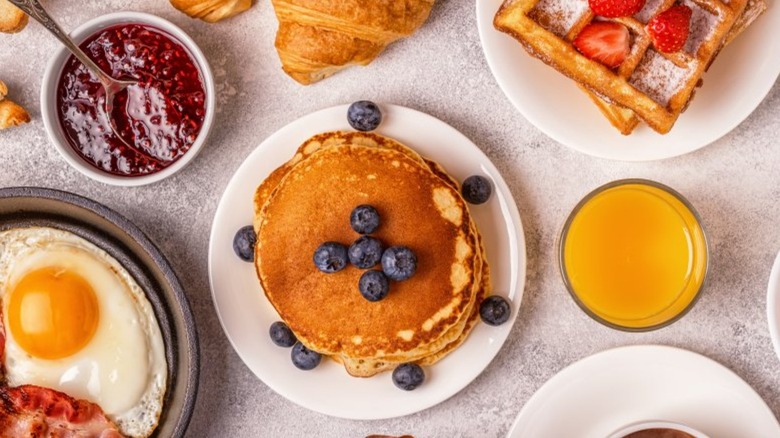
[682,0,723,55]
[629,50,694,106]
[530,0,590,37]
[635,0,666,23]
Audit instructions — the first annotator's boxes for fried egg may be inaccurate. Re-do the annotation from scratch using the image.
[0,227,167,438]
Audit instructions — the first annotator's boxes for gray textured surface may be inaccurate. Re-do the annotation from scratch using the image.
[1,1,779,437]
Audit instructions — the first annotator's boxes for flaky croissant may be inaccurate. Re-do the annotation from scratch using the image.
[271,0,435,85]
[0,80,30,130]
[0,0,27,33]
[170,0,252,23]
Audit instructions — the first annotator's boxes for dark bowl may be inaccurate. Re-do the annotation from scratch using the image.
[0,187,199,437]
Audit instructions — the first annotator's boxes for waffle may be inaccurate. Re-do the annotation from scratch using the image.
[494,0,750,134]
[584,0,767,134]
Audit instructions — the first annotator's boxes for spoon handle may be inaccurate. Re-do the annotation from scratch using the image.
[8,0,115,88]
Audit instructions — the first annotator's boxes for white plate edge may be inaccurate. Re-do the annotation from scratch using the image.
[207,103,528,420]
[767,251,780,363]
[505,344,780,437]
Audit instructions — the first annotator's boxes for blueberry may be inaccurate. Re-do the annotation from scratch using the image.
[461,175,492,205]
[359,270,390,302]
[347,101,382,132]
[313,242,349,273]
[479,296,511,326]
[349,236,384,269]
[381,246,418,281]
[392,363,425,391]
[269,321,297,347]
[350,204,381,234]
[233,225,256,262]
[291,342,322,370]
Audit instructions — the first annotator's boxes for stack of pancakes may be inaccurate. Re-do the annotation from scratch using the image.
[253,131,491,377]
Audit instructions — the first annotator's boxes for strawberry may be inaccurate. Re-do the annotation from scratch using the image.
[589,0,646,18]
[573,22,630,69]
[646,5,692,53]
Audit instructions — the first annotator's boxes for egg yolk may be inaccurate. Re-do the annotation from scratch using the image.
[7,267,99,360]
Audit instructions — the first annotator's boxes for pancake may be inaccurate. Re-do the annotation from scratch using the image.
[343,238,490,375]
[340,239,485,375]
[420,249,490,366]
[255,144,477,357]
[254,131,431,232]
[254,131,490,377]
[340,191,487,375]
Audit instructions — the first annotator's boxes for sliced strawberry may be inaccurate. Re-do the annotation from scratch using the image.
[589,0,646,18]
[573,22,630,69]
[646,5,692,53]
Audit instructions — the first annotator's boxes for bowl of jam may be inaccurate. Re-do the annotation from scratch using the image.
[41,12,215,186]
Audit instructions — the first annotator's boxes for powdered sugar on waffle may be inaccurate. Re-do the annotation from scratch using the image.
[634,0,667,23]
[629,50,695,106]
[683,0,724,55]
[530,0,590,37]
[628,0,722,106]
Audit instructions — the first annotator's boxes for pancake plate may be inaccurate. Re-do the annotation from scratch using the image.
[209,103,525,419]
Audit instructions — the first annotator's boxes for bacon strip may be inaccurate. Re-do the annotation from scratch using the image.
[0,385,123,438]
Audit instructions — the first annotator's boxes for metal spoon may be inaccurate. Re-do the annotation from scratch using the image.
[9,0,162,162]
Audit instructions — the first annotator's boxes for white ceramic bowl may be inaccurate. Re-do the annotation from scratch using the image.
[41,12,215,187]
[607,420,710,438]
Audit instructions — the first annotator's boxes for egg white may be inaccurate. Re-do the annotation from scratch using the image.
[0,227,167,438]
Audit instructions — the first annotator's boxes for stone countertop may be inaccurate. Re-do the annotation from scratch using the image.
[1,1,779,437]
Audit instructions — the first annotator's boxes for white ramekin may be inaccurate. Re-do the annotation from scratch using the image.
[41,12,215,187]
[607,420,710,438]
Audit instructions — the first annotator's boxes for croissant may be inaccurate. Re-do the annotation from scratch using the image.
[170,0,252,23]
[0,0,27,33]
[0,80,30,130]
[271,0,435,85]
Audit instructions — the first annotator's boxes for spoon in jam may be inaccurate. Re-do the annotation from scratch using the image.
[9,0,165,163]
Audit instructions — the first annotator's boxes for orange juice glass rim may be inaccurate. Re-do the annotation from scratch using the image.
[558,178,710,332]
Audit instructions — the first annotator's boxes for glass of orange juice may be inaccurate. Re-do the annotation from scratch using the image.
[559,179,708,331]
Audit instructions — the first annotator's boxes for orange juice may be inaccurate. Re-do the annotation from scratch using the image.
[561,180,708,330]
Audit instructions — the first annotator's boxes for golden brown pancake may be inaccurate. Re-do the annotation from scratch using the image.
[253,131,430,231]
[343,246,489,374]
[420,245,490,366]
[254,131,491,376]
[255,144,477,357]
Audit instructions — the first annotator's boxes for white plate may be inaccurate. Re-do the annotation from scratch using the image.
[767,251,780,362]
[477,0,780,161]
[208,104,526,420]
[507,345,780,437]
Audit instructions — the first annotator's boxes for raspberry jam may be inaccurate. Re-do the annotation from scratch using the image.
[57,24,206,176]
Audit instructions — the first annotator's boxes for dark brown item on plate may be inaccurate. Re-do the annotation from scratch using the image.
[623,428,695,438]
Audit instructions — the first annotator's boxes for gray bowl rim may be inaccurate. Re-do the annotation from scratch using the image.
[0,186,199,437]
